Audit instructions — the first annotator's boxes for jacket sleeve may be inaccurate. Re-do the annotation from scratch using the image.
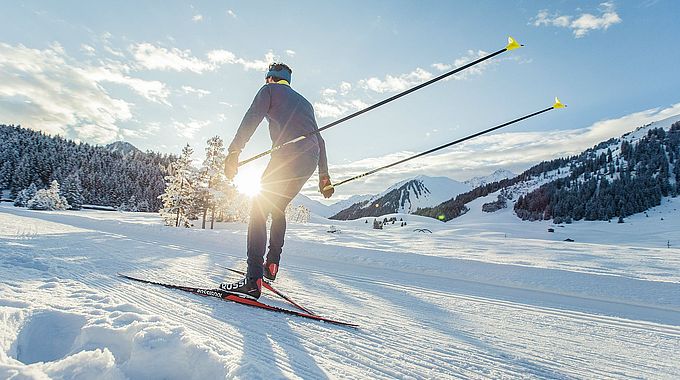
[227,85,271,153]
[317,133,329,177]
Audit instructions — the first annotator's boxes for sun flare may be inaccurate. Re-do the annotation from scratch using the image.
[233,168,262,197]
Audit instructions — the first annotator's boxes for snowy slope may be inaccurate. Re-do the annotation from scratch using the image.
[1,204,679,379]
[623,113,680,142]
[464,169,516,188]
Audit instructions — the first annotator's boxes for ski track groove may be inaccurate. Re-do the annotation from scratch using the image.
[72,233,680,379]
[57,252,432,379]
[3,209,679,379]
[57,243,549,379]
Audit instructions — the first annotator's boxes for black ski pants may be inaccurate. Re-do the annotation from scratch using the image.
[246,153,318,280]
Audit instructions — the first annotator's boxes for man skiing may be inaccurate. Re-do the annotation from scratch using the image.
[220,63,334,300]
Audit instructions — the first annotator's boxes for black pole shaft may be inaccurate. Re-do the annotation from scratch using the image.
[333,106,555,188]
[238,47,510,167]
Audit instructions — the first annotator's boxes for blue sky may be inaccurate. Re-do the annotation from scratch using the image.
[1,1,679,201]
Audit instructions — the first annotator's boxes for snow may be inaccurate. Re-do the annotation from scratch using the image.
[1,202,679,379]
[464,169,516,188]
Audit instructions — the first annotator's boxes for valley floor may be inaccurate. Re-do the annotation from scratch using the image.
[1,203,679,379]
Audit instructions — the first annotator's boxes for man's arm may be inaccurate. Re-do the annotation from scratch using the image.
[227,85,271,153]
[317,133,329,177]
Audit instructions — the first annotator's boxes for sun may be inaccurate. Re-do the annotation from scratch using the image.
[232,167,262,197]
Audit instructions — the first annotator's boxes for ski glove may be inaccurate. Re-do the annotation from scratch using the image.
[224,151,239,180]
[319,174,334,199]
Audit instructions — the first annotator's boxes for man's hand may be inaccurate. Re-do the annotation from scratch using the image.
[224,151,239,180]
[319,174,334,198]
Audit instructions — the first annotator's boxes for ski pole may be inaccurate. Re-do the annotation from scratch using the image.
[238,37,524,167]
[325,98,566,191]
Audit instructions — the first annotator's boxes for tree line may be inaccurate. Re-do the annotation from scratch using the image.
[0,124,173,211]
[514,123,680,222]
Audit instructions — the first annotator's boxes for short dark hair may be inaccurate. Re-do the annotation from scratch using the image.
[267,63,292,82]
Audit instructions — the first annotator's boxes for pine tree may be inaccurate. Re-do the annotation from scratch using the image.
[61,172,84,210]
[197,136,227,229]
[13,183,38,207]
[28,180,69,210]
[159,144,196,227]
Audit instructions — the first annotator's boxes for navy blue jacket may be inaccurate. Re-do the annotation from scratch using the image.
[228,83,329,176]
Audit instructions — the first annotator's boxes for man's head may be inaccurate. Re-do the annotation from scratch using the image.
[266,63,292,84]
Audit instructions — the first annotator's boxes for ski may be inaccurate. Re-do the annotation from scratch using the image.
[118,273,358,328]
[214,263,316,316]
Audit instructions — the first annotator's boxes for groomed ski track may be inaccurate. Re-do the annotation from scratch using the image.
[1,205,680,379]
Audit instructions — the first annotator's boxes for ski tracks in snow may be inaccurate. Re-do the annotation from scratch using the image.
[1,206,680,379]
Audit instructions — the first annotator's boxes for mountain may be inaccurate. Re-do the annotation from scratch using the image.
[416,113,680,223]
[330,175,470,220]
[290,193,332,217]
[105,141,141,157]
[465,169,516,188]
[324,194,373,217]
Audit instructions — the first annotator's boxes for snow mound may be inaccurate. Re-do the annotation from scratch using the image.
[1,304,229,379]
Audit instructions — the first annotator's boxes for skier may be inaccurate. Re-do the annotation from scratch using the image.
[220,63,334,299]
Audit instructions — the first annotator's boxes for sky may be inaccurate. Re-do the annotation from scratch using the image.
[1,1,679,202]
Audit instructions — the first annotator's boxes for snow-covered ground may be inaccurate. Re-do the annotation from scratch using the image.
[1,202,679,379]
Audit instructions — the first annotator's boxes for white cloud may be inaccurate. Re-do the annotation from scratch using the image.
[131,43,214,73]
[285,49,296,57]
[80,44,96,56]
[227,10,237,18]
[173,119,211,139]
[192,14,203,22]
[339,82,352,95]
[130,42,278,74]
[347,99,368,111]
[181,85,211,98]
[0,42,168,143]
[315,48,502,120]
[532,2,622,38]
[431,63,451,71]
[81,62,170,104]
[314,102,348,119]
[208,49,237,64]
[208,49,274,71]
[321,88,337,100]
[358,67,433,93]
[318,103,680,196]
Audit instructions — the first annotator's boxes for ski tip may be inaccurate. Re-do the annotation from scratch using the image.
[553,97,567,109]
[505,36,523,51]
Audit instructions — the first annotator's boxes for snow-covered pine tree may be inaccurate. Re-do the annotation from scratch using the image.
[196,136,227,229]
[28,180,69,210]
[13,183,38,207]
[285,204,311,223]
[61,172,84,210]
[221,187,250,223]
[159,144,196,227]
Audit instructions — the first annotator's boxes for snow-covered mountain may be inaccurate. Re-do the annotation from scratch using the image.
[330,175,470,220]
[465,169,516,188]
[417,112,680,223]
[105,141,141,156]
[290,193,332,217]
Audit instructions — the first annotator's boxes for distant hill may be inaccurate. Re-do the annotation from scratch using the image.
[330,175,470,220]
[416,114,680,223]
